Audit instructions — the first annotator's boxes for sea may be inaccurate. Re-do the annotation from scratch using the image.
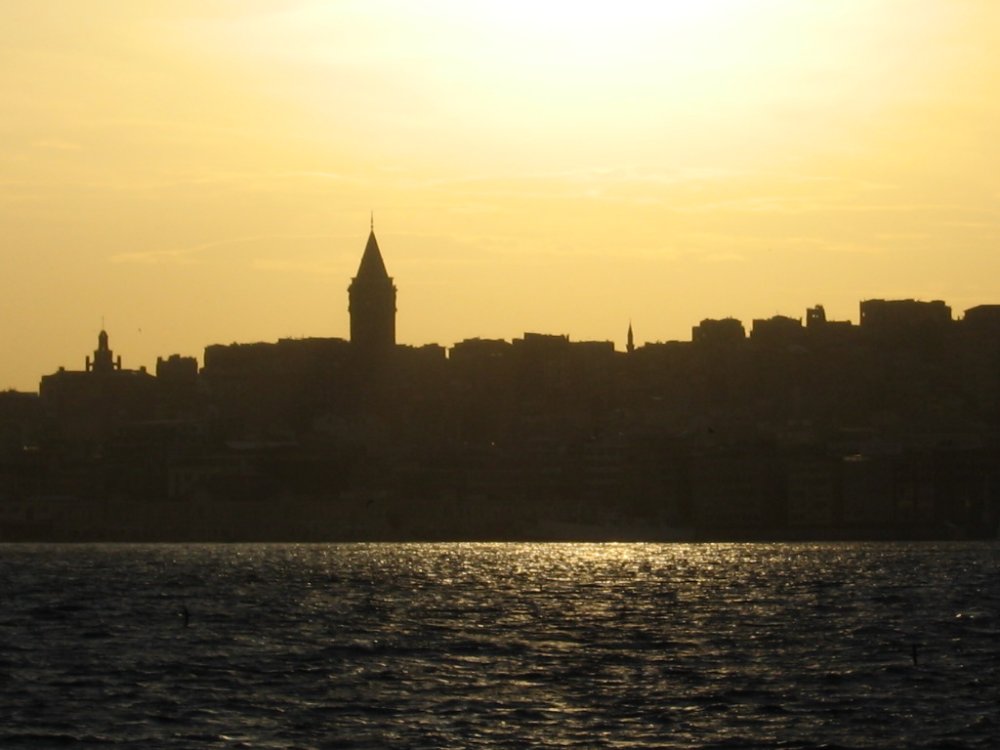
[0,542,997,749]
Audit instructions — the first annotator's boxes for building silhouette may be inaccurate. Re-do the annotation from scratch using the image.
[348,219,396,357]
[39,329,156,444]
[5,221,1000,541]
[87,329,120,374]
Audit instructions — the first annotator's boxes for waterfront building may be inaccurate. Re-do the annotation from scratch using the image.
[39,330,156,443]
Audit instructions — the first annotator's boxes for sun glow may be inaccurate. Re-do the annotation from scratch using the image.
[190,0,908,172]
[461,0,759,59]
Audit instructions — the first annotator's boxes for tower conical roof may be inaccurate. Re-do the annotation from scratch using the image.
[355,230,389,280]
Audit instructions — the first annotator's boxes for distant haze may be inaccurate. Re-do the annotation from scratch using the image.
[2,1,998,390]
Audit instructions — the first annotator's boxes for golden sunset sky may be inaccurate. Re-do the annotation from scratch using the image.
[2,1,998,390]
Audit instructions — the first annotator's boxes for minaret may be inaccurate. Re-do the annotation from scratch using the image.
[348,216,396,356]
[626,322,635,354]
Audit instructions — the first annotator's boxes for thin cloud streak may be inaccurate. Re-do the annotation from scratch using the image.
[110,233,338,265]
[32,140,82,151]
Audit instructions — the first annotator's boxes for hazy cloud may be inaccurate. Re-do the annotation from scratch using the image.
[250,258,341,275]
[110,234,335,265]
[33,139,81,151]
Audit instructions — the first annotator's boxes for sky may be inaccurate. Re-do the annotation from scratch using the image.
[2,0,998,390]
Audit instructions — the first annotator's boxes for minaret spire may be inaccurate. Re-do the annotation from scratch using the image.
[370,211,374,232]
[627,321,635,354]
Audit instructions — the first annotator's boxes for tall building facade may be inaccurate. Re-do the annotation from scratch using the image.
[348,223,396,355]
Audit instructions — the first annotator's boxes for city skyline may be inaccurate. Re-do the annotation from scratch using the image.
[4,214,995,392]
[3,1,999,390]
[5,178,1000,541]
[5,220,997,394]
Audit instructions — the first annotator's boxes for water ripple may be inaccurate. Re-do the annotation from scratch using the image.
[0,542,997,748]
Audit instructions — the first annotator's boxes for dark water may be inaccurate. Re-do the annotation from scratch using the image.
[0,543,997,749]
